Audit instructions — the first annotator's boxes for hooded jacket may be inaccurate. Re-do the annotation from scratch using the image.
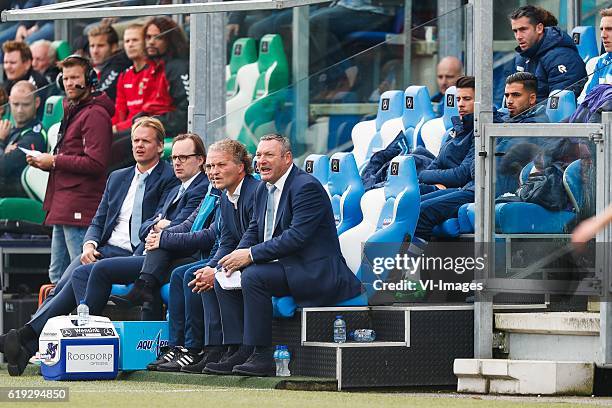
[97,51,132,102]
[43,92,114,227]
[514,26,587,101]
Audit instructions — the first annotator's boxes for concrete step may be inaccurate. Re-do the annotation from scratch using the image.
[494,312,600,362]
[454,359,594,395]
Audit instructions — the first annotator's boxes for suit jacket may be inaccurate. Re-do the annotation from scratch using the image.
[83,160,178,251]
[238,166,362,307]
[139,171,209,239]
[208,175,260,268]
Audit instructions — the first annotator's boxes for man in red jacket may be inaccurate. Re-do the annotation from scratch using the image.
[27,55,114,284]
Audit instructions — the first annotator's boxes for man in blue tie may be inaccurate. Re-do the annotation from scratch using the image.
[0,116,178,376]
[217,134,362,376]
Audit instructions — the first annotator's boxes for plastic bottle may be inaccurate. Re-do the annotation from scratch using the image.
[350,329,376,342]
[279,346,291,377]
[333,315,346,343]
[77,300,89,326]
[273,345,281,376]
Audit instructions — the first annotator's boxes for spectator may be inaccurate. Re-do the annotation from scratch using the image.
[30,39,59,84]
[0,117,178,377]
[581,8,612,97]
[187,139,261,375]
[112,24,148,134]
[139,16,189,138]
[0,80,45,197]
[88,23,131,101]
[510,5,587,101]
[216,134,362,376]
[2,40,48,116]
[26,55,114,284]
[431,56,463,117]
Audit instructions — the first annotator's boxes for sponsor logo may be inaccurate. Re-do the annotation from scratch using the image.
[135,330,168,356]
[381,98,390,111]
[390,162,399,176]
[572,32,581,44]
[549,96,559,110]
[331,158,340,172]
[66,345,114,373]
[558,65,567,74]
[405,96,414,109]
[446,94,455,108]
[305,160,314,173]
[234,43,242,55]
[262,41,269,53]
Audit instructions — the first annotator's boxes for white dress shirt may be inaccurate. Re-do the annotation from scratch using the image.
[84,163,158,253]
[227,177,244,210]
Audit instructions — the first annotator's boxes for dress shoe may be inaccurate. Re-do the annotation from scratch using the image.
[4,329,31,376]
[180,347,224,374]
[203,345,253,375]
[232,350,276,377]
[110,278,155,308]
[147,346,179,371]
[0,332,5,354]
[157,347,203,372]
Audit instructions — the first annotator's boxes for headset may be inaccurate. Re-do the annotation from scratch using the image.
[56,54,98,92]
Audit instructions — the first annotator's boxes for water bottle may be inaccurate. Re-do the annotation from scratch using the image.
[350,329,376,342]
[278,346,291,377]
[333,315,346,343]
[273,346,281,376]
[77,300,89,326]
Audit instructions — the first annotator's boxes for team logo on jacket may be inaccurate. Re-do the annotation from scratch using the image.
[33,123,42,133]
[558,65,567,74]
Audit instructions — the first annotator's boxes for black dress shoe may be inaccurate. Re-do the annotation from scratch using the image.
[203,345,253,375]
[157,347,203,372]
[180,347,225,374]
[0,332,5,354]
[110,279,155,309]
[232,351,276,377]
[4,329,31,377]
[147,346,179,371]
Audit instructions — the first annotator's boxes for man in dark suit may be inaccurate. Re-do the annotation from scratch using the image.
[0,117,178,376]
[70,133,209,315]
[179,139,260,375]
[218,134,362,376]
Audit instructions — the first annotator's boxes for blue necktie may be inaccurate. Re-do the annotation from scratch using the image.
[130,172,149,248]
[264,185,277,241]
[172,185,186,204]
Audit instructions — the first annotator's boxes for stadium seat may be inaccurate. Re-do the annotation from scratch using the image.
[226,38,257,99]
[495,160,584,233]
[578,55,602,103]
[340,155,420,297]
[418,86,459,156]
[326,152,364,236]
[378,85,435,154]
[238,34,290,152]
[432,202,475,237]
[226,61,260,140]
[52,40,71,61]
[41,95,64,131]
[571,26,599,63]
[546,90,576,123]
[302,154,329,185]
[351,90,404,172]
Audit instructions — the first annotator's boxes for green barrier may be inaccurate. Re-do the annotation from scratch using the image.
[162,138,173,160]
[42,95,64,132]
[52,40,72,61]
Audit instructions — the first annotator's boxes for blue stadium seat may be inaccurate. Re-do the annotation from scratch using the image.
[160,283,170,306]
[379,85,435,154]
[418,86,459,155]
[571,26,599,63]
[458,202,475,233]
[351,90,404,171]
[327,152,365,236]
[340,155,420,297]
[546,90,576,122]
[302,154,329,185]
[495,160,584,233]
[110,284,134,297]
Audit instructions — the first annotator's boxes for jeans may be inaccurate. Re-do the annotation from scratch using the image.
[48,225,87,284]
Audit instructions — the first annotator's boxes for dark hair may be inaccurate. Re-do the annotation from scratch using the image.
[59,55,92,73]
[455,75,475,90]
[510,5,557,27]
[173,133,207,171]
[88,23,120,46]
[144,16,189,59]
[2,40,32,62]
[505,72,538,94]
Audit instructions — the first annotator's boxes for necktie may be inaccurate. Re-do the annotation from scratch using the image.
[264,185,277,241]
[130,172,149,248]
[173,185,186,204]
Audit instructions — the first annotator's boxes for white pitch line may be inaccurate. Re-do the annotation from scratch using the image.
[71,388,275,393]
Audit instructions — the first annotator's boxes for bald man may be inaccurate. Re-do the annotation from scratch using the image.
[432,56,463,117]
[0,80,46,197]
